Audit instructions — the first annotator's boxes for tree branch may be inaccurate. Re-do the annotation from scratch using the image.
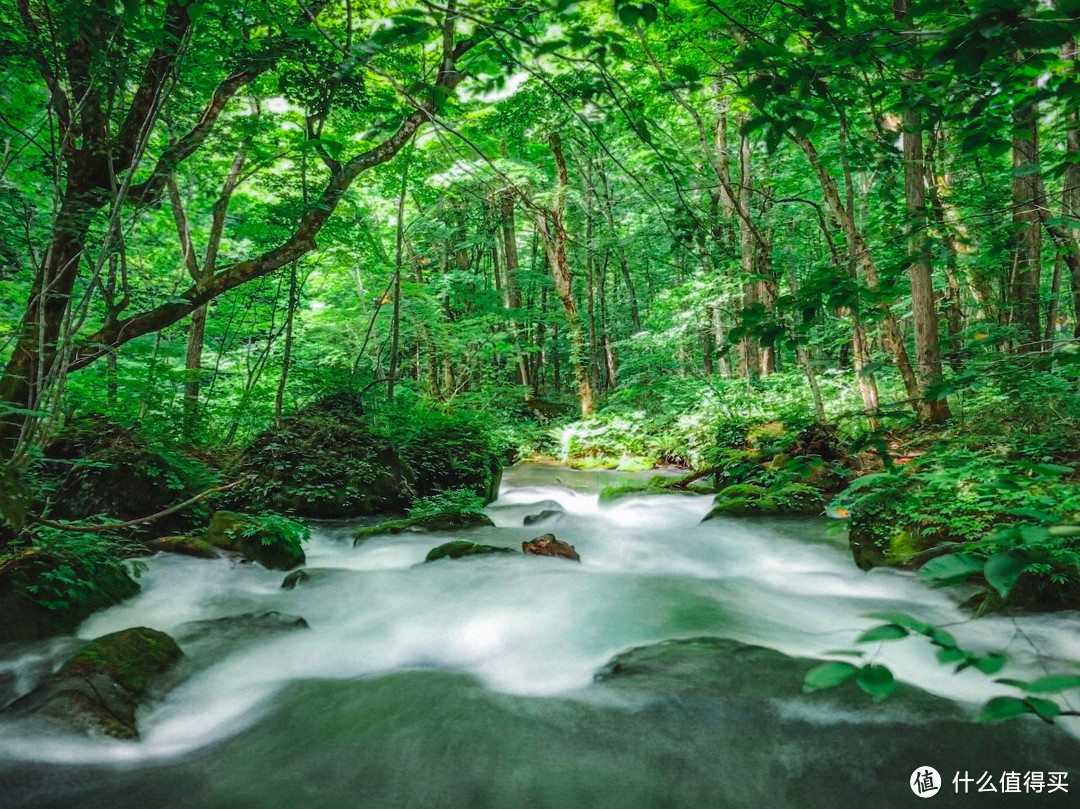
[128,0,331,205]
[29,480,241,534]
[68,34,476,371]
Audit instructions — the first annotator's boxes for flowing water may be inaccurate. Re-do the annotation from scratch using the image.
[1,464,1079,808]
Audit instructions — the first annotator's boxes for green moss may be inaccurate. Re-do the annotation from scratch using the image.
[598,484,652,503]
[59,627,181,696]
[704,482,823,521]
[0,545,140,644]
[704,497,757,518]
[717,484,767,500]
[886,529,918,563]
[148,536,220,558]
[424,540,516,562]
[206,511,306,570]
[598,476,693,504]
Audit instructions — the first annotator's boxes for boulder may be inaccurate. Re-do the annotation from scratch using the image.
[425,541,516,562]
[206,511,305,570]
[702,483,823,521]
[3,627,181,739]
[523,509,563,527]
[353,512,494,542]
[279,569,354,590]
[595,637,961,715]
[395,410,504,503]
[144,535,223,559]
[522,534,580,561]
[281,570,312,589]
[0,549,140,644]
[39,416,216,536]
[231,396,507,517]
[174,611,309,646]
[231,393,408,518]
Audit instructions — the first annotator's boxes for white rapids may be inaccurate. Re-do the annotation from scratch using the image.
[1,463,1078,764]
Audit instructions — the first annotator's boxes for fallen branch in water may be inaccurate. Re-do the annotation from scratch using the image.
[28,480,243,534]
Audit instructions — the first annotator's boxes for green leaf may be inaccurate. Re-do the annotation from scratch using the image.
[976,697,1030,723]
[937,647,966,664]
[1026,698,1061,723]
[995,678,1032,690]
[865,612,932,633]
[984,550,1034,599]
[1032,463,1073,476]
[857,624,909,643]
[1024,675,1080,694]
[672,64,700,82]
[639,3,658,24]
[803,661,857,693]
[617,5,640,26]
[919,553,984,585]
[971,653,1007,675]
[854,665,895,702]
[927,627,957,649]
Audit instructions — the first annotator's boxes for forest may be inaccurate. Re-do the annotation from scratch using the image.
[1,0,1080,806]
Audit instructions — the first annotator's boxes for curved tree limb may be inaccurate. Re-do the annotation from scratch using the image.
[28,480,242,534]
[69,35,476,371]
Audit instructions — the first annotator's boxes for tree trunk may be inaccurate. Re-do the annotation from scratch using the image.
[533,132,594,417]
[1062,41,1080,338]
[388,142,412,401]
[1010,58,1043,349]
[793,131,926,420]
[274,262,299,427]
[598,165,641,333]
[893,2,951,421]
[499,192,531,389]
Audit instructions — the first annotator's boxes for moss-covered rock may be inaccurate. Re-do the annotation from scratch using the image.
[714,484,767,499]
[233,393,407,518]
[3,627,181,739]
[705,496,759,517]
[353,512,494,542]
[598,476,695,504]
[232,395,506,518]
[58,627,180,694]
[0,547,140,644]
[425,541,516,562]
[595,637,959,715]
[702,482,824,521]
[38,416,217,536]
[144,535,223,559]
[174,611,309,645]
[206,511,306,570]
[394,409,504,502]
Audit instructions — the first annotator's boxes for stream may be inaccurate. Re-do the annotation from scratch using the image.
[1,464,1078,808]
